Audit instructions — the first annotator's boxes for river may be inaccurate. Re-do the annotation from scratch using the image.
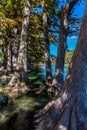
[41,64,68,80]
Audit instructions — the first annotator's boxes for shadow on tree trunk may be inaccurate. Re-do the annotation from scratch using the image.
[35,2,87,129]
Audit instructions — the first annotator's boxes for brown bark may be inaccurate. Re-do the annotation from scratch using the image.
[5,0,31,93]
[7,43,13,72]
[53,0,79,86]
[12,3,19,72]
[12,27,19,71]
[5,4,20,73]
[36,1,87,130]
[42,0,52,84]
[53,5,68,86]
[3,32,13,73]
[3,36,8,69]
[2,30,19,74]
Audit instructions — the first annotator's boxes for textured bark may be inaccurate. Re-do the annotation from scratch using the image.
[42,0,52,84]
[12,4,19,72]
[1,31,13,76]
[3,36,8,69]
[54,5,68,85]
[53,0,79,86]
[36,1,87,130]
[5,0,31,92]
[12,27,19,71]
[3,32,13,72]
[7,43,13,72]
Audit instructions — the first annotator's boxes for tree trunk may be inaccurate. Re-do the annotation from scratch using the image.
[2,32,13,73]
[52,5,68,87]
[7,42,13,73]
[12,27,19,72]
[52,0,79,88]
[5,0,31,93]
[3,36,8,69]
[12,4,19,72]
[36,1,87,130]
[42,0,52,84]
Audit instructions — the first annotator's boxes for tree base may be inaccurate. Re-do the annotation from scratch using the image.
[35,90,87,130]
[39,80,62,96]
[0,66,13,85]
[4,72,31,98]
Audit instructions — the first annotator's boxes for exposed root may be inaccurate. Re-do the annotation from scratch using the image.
[0,66,13,84]
[4,72,30,97]
[35,90,68,130]
[35,100,55,123]
[35,92,87,130]
[39,80,62,96]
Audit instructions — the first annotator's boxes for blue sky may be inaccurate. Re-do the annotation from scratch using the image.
[36,1,86,56]
[50,1,85,57]
[36,0,85,17]
[73,1,85,18]
[44,38,78,78]
[50,37,78,56]
[41,1,86,77]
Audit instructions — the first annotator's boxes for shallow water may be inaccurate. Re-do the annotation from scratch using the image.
[0,65,67,130]
[0,93,52,130]
[41,64,68,80]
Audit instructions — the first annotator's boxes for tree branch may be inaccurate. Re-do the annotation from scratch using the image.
[30,24,59,33]
[68,0,79,15]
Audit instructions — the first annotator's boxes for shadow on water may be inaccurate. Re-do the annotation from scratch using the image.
[0,93,52,130]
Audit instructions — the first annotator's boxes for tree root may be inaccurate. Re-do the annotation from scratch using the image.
[35,92,87,130]
[38,80,62,96]
[0,67,13,85]
[4,72,30,96]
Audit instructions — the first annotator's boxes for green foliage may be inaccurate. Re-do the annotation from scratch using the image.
[65,50,74,64]
[29,72,42,86]
[0,0,44,67]
[0,0,81,69]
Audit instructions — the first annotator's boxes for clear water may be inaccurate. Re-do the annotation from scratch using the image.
[41,64,68,80]
[0,64,68,130]
[0,94,51,130]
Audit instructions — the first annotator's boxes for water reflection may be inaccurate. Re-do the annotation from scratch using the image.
[0,94,51,130]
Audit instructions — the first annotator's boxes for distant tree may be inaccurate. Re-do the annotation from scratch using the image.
[0,0,45,73]
[0,0,22,72]
[36,1,87,129]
